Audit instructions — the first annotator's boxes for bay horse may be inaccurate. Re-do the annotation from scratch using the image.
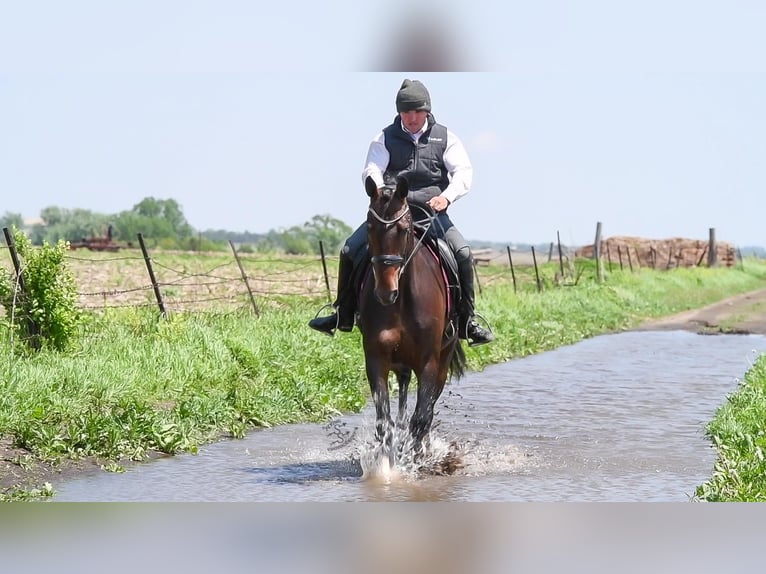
[358,174,466,458]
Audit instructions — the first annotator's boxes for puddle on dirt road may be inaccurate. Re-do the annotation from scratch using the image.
[52,331,766,501]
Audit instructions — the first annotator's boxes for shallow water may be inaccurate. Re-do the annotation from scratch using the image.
[52,330,766,501]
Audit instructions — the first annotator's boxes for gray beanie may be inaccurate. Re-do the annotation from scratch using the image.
[395,79,431,113]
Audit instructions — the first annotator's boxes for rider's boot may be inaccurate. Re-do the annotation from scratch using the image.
[457,254,495,346]
[308,253,355,336]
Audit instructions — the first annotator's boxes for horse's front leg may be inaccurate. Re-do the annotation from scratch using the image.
[365,360,393,445]
[410,359,444,456]
[394,367,412,431]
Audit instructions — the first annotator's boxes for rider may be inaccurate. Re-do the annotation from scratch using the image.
[309,78,494,346]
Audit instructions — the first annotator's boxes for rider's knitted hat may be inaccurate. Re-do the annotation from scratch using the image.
[395,79,431,113]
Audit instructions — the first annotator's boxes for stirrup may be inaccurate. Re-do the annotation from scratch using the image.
[309,303,339,336]
[465,312,495,347]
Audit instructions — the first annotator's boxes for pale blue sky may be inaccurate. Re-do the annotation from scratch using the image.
[1,1,764,247]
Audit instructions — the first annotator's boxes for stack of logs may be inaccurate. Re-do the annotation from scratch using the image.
[575,236,737,269]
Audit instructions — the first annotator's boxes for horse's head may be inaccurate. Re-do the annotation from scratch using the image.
[365,175,413,305]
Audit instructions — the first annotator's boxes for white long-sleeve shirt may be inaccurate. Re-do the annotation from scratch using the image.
[361,123,473,206]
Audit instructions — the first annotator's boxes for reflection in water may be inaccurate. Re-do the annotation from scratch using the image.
[53,331,766,501]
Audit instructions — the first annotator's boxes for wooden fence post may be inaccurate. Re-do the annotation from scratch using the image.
[229,240,260,316]
[696,245,708,267]
[531,245,542,292]
[506,245,517,294]
[2,227,40,349]
[472,259,482,296]
[593,221,604,282]
[137,233,167,318]
[556,231,565,279]
[606,242,613,272]
[318,240,332,301]
[633,247,641,269]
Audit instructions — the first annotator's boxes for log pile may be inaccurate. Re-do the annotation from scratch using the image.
[575,236,737,268]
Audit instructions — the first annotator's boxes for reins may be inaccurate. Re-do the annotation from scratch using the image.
[367,202,437,279]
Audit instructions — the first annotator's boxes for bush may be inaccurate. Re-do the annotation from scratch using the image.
[0,229,81,351]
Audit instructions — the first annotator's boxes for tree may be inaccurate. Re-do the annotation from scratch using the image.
[131,198,193,238]
[281,214,352,254]
[0,211,24,232]
[35,207,109,244]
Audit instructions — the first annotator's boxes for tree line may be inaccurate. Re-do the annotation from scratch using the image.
[1,198,352,255]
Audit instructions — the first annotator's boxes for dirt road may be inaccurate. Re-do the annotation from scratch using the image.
[635,288,766,335]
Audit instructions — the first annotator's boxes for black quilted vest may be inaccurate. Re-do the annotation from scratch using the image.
[382,115,449,192]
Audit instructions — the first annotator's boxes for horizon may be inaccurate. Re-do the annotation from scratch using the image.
[14,207,766,251]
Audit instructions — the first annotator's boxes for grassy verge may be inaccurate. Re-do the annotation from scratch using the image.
[2,258,766,499]
[695,353,766,501]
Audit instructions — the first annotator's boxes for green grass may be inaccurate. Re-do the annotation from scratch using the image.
[2,257,766,499]
[695,353,766,501]
[1,302,368,465]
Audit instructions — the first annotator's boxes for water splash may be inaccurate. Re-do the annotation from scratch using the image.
[325,414,530,484]
[356,425,469,482]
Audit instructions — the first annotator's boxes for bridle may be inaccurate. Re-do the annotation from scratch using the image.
[367,200,435,278]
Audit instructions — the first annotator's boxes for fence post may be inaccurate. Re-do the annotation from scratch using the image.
[506,245,517,294]
[137,233,167,318]
[318,240,332,301]
[617,245,624,271]
[606,242,613,272]
[531,245,542,292]
[593,221,604,282]
[472,259,483,296]
[696,245,708,267]
[556,231,565,280]
[229,240,260,316]
[2,227,40,349]
[708,228,717,267]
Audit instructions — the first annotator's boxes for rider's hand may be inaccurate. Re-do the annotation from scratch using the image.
[427,196,450,212]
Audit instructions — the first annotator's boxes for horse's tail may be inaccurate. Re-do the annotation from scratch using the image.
[449,341,467,381]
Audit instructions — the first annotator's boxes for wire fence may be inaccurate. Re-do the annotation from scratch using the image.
[1,224,749,319]
[2,241,547,319]
[66,249,331,314]
[1,231,339,318]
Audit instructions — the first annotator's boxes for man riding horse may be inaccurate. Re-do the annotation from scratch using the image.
[309,78,494,347]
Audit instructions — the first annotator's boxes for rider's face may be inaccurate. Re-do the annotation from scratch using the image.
[399,110,428,133]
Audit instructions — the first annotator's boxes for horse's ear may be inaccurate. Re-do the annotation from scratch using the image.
[365,176,378,198]
[395,174,409,200]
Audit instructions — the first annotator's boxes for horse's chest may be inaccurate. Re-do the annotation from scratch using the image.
[374,328,401,350]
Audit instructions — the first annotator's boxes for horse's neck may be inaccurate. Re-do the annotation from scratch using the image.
[400,242,440,290]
